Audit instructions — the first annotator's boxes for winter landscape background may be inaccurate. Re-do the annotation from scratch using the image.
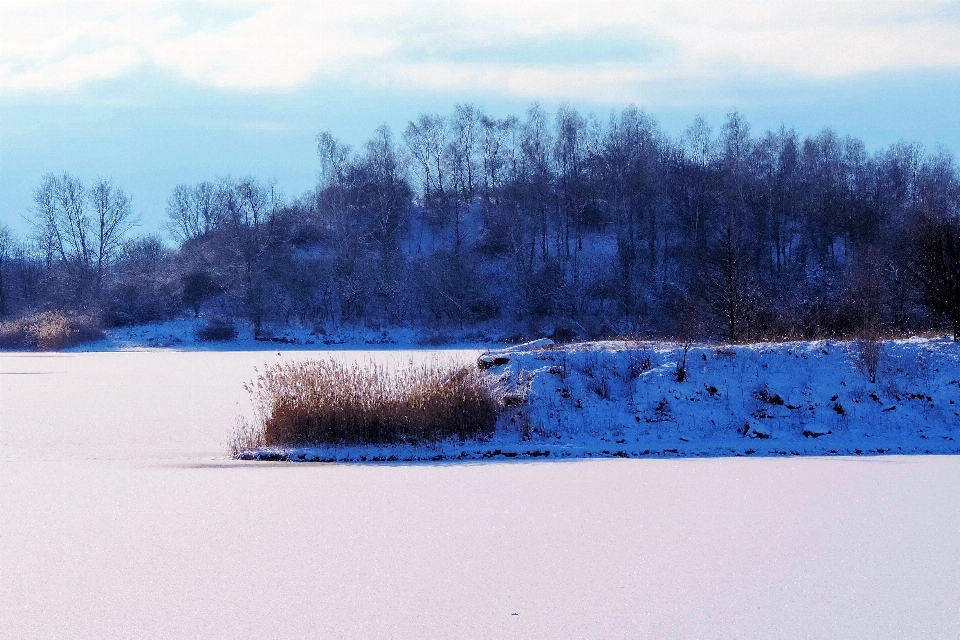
[2,104,958,345]
[2,3,959,638]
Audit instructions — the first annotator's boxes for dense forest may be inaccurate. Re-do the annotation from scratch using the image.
[1,104,958,343]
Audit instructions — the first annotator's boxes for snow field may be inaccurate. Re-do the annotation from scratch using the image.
[506,338,960,455]
[2,349,959,638]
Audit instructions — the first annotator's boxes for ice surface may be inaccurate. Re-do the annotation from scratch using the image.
[2,350,959,639]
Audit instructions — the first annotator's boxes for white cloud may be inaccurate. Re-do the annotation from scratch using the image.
[1,0,958,97]
[1,44,142,91]
[0,2,180,90]
[664,2,960,77]
[386,61,647,103]
[150,4,396,89]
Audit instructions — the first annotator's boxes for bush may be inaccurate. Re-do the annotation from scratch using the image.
[550,326,578,344]
[236,359,502,450]
[855,337,882,383]
[0,311,103,351]
[196,319,237,342]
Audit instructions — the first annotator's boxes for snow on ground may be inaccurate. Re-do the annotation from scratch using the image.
[76,318,499,352]
[23,321,960,460]
[2,349,959,639]
[253,337,960,462]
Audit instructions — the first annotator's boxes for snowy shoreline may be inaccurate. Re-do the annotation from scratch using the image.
[34,319,958,461]
[62,318,502,352]
[241,337,960,462]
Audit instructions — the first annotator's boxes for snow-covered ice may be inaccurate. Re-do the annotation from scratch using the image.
[2,348,960,639]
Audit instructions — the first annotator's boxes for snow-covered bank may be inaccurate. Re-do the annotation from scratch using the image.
[64,318,500,352]
[248,337,960,461]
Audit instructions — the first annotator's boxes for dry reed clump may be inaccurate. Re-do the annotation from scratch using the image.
[0,311,103,351]
[241,359,502,448]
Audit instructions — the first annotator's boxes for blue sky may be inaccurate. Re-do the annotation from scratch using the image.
[2,1,959,238]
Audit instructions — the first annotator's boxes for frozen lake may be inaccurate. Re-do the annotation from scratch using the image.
[2,350,958,639]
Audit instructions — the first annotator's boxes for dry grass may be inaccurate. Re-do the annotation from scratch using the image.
[234,359,502,451]
[0,311,103,351]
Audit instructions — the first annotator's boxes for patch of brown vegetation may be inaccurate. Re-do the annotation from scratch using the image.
[0,311,103,351]
[236,359,501,451]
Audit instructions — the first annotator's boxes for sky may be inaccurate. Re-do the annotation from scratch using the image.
[1,0,959,239]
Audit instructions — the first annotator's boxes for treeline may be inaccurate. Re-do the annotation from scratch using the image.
[1,104,958,341]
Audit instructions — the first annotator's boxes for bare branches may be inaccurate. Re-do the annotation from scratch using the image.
[908,212,960,339]
[29,173,138,299]
[89,178,138,288]
[8,104,960,342]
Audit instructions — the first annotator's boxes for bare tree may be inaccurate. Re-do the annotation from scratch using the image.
[165,182,219,243]
[479,114,514,203]
[908,212,960,339]
[600,106,662,317]
[672,117,717,250]
[89,178,138,293]
[520,102,553,264]
[358,126,411,251]
[54,174,90,269]
[0,223,14,315]
[403,115,446,193]
[696,218,762,341]
[317,131,352,189]
[30,173,137,301]
[554,104,587,257]
[32,173,85,266]
[446,104,482,257]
